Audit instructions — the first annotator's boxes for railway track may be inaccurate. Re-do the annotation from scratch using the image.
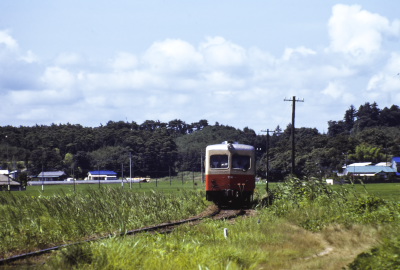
[0,206,250,266]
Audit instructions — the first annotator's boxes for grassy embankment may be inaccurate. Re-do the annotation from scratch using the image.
[1,177,399,269]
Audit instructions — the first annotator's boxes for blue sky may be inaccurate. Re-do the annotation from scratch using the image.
[1,1,399,133]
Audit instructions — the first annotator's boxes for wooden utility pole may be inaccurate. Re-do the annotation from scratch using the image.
[261,128,283,191]
[261,129,274,192]
[284,96,304,175]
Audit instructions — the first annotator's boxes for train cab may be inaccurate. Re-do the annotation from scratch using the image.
[205,141,256,205]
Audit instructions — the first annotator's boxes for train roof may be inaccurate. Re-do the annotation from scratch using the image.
[206,142,254,151]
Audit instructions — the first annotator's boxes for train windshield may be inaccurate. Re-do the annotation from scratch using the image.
[232,154,251,170]
[210,154,229,168]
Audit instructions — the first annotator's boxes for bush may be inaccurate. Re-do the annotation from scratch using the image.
[348,229,400,269]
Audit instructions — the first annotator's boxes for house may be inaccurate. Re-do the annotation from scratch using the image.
[0,169,9,175]
[0,174,26,191]
[341,158,399,180]
[37,171,67,181]
[87,170,118,180]
[343,165,396,177]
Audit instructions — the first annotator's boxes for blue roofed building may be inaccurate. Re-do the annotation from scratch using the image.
[341,157,400,181]
[343,165,396,178]
[87,170,118,180]
[391,157,400,176]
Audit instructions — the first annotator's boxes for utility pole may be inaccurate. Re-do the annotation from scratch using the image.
[129,152,132,189]
[284,96,304,176]
[261,129,274,191]
[261,128,283,191]
[201,151,204,183]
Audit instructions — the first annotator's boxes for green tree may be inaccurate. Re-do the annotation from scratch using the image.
[29,147,63,174]
[349,143,384,163]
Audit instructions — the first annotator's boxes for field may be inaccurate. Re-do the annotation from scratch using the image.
[23,177,206,196]
[21,178,400,201]
[1,177,399,269]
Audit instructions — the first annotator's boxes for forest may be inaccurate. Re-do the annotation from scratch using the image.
[1,102,400,182]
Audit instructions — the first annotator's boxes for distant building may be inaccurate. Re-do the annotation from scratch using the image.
[0,170,9,175]
[392,157,400,177]
[343,165,396,178]
[37,171,67,181]
[0,174,26,191]
[340,157,400,180]
[87,171,118,180]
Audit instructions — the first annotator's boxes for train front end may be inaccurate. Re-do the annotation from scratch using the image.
[205,141,255,205]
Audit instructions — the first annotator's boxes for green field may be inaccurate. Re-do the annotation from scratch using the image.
[346,182,400,201]
[21,179,400,202]
[1,178,399,269]
[23,179,205,196]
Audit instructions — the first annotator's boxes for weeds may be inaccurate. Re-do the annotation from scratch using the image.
[2,178,399,269]
[0,187,207,257]
[348,223,400,269]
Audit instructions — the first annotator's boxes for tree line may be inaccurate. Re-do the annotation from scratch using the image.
[1,102,400,182]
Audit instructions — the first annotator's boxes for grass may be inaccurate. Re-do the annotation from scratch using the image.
[1,177,400,269]
[21,172,206,197]
[45,214,327,269]
[23,180,204,196]
[0,186,208,259]
[345,182,400,201]
[43,206,385,269]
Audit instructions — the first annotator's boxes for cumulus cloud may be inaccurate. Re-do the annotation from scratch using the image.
[0,30,39,64]
[367,53,400,97]
[143,39,203,74]
[0,30,18,50]
[199,36,247,69]
[282,46,316,61]
[0,4,400,132]
[328,4,400,56]
[110,52,138,71]
[320,81,356,104]
[41,66,76,89]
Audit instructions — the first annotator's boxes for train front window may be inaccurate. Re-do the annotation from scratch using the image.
[232,155,251,170]
[210,154,229,169]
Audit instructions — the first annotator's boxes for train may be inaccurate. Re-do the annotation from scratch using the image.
[205,141,256,205]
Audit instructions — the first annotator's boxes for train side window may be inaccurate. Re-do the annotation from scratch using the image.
[232,155,250,170]
[210,155,229,168]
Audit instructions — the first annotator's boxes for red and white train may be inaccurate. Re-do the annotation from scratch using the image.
[205,141,256,205]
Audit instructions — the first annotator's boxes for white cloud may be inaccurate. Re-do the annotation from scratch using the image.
[202,71,245,89]
[1,3,399,132]
[199,36,247,69]
[110,52,138,70]
[0,30,18,50]
[321,81,344,99]
[328,4,400,56]
[282,46,316,61]
[19,50,39,63]
[367,53,400,93]
[82,70,166,91]
[41,66,75,89]
[143,39,203,74]
[321,81,357,105]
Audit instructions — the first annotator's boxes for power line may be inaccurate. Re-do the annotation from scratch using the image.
[284,96,304,176]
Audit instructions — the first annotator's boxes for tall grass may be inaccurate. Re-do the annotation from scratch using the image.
[264,177,400,231]
[44,178,400,269]
[44,213,327,269]
[0,187,208,258]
